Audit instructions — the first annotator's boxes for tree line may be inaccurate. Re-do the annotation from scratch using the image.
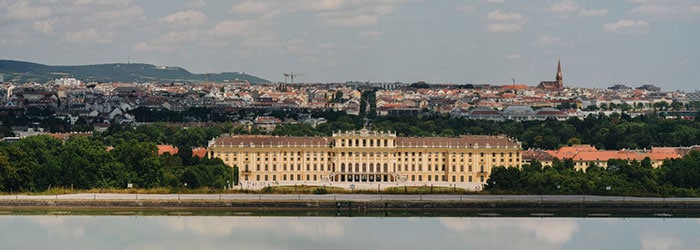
[275,112,700,150]
[0,124,235,192]
[486,151,700,196]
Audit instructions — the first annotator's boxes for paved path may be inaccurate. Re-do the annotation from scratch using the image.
[1,193,699,203]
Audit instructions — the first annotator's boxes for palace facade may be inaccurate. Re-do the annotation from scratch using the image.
[207,129,522,185]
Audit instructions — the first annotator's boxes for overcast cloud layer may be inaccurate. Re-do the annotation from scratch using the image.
[1,0,698,90]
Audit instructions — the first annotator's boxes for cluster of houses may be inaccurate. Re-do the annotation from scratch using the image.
[377,84,697,121]
[1,74,698,136]
[0,79,363,133]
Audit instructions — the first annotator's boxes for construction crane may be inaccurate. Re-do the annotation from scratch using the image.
[280,72,306,92]
[283,72,305,84]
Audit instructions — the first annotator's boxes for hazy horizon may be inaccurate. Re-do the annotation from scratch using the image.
[1,0,698,91]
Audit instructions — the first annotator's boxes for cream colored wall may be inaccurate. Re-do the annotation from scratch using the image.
[209,135,521,183]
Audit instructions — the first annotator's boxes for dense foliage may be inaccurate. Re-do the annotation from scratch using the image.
[270,112,700,150]
[373,113,700,150]
[0,125,234,192]
[486,152,700,196]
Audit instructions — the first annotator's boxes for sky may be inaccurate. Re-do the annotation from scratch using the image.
[1,0,699,91]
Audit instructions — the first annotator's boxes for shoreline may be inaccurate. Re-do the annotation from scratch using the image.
[2,194,700,217]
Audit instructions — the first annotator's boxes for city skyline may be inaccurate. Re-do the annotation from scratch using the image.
[1,0,699,91]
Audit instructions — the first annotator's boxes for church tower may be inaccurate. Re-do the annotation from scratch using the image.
[555,60,563,89]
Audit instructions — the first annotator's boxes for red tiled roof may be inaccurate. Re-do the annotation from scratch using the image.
[192,147,207,158]
[157,145,179,155]
[522,149,555,161]
[546,145,684,162]
[501,84,529,90]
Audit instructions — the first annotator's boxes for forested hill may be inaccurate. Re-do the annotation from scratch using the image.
[0,59,269,84]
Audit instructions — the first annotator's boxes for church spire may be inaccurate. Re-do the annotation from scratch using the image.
[556,60,563,89]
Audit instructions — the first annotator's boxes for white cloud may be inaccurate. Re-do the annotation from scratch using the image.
[631,4,682,16]
[376,4,398,15]
[297,0,408,27]
[487,9,526,23]
[131,42,176,53]
[33,19,55,33]
[84,6,145,29]
[439,218,580,245]
[301,56,319,63]
[487,23,522,32]
[545,1,609,17]
[319,42,336,49]
[579,8,608,16]
[209,20,257,37]
[29,217,89,239]
[6,0,51,20]
[154,30,199,44]
[160,217,344,240]
[358,30,383,40]
[640,234,683,250]
[316,3,399,27]
[73,0,132,6]
[231,1,279,15]
[546,0,580,13]
[602,19,650,34]
[486,10,526,32]
[158,10,206,26]
[485,0,504,3]
[240,34,283,49]
[507,54,522,60]
[322,14,379,26]
[456,4,476,13]
[62,28,113,44]
[294,0,345,12]
[286,38,318,55]
[629,1,700,17]
[186,0,206,9]
[536,35,560,45]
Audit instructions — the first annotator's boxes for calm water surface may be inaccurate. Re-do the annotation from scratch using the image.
[1,215,698,250]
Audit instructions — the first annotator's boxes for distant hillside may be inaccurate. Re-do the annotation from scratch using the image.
[0,59,269,84]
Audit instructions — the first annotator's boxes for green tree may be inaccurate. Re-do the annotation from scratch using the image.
[57,137,110,189]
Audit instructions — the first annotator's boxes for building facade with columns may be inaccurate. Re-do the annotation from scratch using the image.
[207,129,522,186]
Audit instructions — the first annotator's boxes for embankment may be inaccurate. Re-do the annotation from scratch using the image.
[2,199,700,217]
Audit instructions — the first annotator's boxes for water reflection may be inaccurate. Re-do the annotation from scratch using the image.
[439,218,580,245]
[0,216,698,250]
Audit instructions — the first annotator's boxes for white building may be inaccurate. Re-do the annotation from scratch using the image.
[54,77,81,87]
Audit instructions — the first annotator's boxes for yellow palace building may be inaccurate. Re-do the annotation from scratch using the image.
[208,129,521,187]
